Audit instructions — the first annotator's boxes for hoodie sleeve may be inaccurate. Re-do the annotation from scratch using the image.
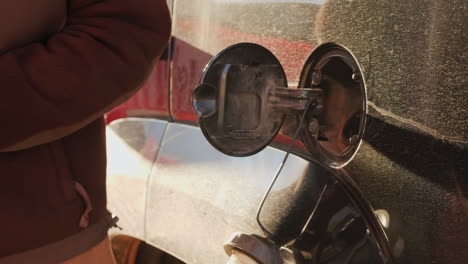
[0,0,171,151]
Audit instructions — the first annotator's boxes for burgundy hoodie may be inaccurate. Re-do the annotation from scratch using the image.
[0,0,171,261]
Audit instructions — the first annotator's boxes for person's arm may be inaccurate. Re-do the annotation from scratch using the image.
[0,0,66,54]
[0,0,171,152]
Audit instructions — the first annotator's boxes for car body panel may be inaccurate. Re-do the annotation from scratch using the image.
[106,118,168,240]
[144,123,387,263]
[145,122,280,263]
[167,1,468,263]
[106,0,468,263]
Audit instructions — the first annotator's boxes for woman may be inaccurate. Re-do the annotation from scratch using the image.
[0,0,171,263]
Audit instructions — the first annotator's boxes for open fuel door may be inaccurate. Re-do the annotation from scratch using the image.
[192,43,366,167]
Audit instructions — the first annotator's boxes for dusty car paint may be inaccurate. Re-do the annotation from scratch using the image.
[107,0,467,263]
[165,1,467,263]
[107,119,168,240]
[144,123,388,263]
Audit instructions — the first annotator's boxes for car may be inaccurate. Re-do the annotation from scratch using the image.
[105,0,468,263]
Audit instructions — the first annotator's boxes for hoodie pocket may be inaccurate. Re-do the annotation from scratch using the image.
[74,181,93,228]
[49,139,94,229]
